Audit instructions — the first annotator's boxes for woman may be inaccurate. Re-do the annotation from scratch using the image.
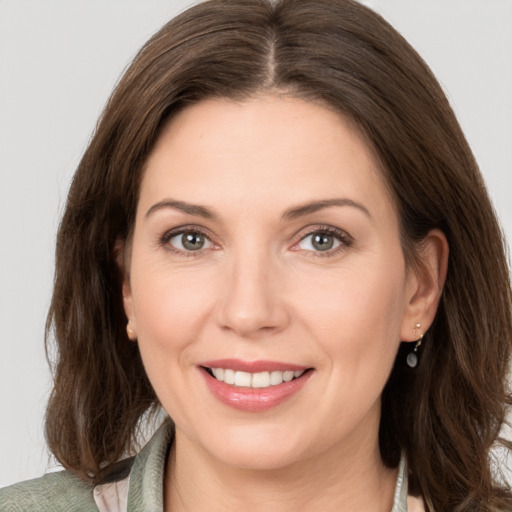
[1,0,511,510]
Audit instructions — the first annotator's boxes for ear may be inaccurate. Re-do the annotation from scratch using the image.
[400,229,449,341]
[114,237,137,340]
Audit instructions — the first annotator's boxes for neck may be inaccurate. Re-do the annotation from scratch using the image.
[164,425,397,512]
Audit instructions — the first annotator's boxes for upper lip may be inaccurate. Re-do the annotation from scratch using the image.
[199,359,310,373]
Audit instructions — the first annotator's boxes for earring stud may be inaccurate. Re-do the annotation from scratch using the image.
[126,321,136,340]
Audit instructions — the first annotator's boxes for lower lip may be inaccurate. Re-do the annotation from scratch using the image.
[200,368,312,412]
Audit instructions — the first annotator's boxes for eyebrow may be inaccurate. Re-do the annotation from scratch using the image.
[145,200,218,220]
[145,197,371,221]
[282,198,371,220]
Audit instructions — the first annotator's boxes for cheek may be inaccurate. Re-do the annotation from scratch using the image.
[129,259,220,421]
[287,261,407,436]
[130,257,217,362]
[292,259,406,369]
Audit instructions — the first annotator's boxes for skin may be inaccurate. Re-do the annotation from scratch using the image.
[121,95,448,511]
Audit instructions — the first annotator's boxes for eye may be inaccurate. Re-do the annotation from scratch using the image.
[294,227,352,255]
[167,230,213,252]
[299,232,340,252]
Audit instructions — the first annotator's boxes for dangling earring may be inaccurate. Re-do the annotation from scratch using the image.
[407,323,423,368]
[126,321,137,341]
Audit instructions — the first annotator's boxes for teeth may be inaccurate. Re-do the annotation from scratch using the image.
[208,368,306,388]
[270,371,283,386]
[252,372,270,388]
[224,369,235,385]
[283,371,294,382]
[212,368,224,381]
[234,371,252,387]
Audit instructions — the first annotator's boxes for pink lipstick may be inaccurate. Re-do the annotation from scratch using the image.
[198,359,313,412]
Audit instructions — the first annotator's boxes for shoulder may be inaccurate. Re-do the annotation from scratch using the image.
[0,470,98,512]
[0,420,174,512]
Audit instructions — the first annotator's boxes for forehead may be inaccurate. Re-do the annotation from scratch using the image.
[139,95,396,221]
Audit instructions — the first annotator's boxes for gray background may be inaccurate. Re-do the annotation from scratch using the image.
[1,0,511,488]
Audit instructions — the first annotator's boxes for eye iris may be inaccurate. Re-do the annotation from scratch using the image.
[312,233,334,251]
[182,233,205,251]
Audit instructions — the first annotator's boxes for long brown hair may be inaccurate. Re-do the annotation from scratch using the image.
[45,1,512,509]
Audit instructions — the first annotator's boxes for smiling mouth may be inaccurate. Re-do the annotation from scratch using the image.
[199,362,314,411]
[202,367,311,389]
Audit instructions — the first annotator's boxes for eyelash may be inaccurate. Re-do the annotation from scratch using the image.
[293,226,353,258]
[159,225,214,258]
[159,225,353,258]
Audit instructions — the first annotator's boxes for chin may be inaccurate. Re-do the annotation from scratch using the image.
[215,444,305,472]
[197,422,309,471]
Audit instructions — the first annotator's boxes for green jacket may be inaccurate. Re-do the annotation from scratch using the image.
[0,422,417,511]
[0,422,173,512]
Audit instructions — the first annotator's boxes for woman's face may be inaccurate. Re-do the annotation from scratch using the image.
[123,95,421,470]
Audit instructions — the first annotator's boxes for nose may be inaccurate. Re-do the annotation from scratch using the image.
[215,250,290,339]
